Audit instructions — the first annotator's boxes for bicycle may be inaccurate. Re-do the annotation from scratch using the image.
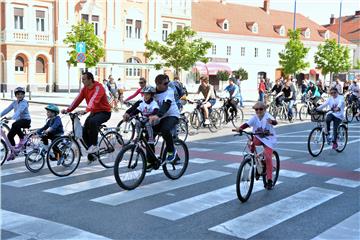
[46,112,123,177]
[114,115,189,190]
[307,110,348,157]
[24,136,51,173]
[217,97,244,128]
[235,130,280,202]
[269,99,298,122]
[345,95,360,122]
[0,118,40,166]
[188,99,221,132]
[299,95,317,121]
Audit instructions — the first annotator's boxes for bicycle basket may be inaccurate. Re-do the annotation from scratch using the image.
[311,111,325,122]
[73,116,83,138]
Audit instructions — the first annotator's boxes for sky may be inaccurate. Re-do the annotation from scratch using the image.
[227,0,360,25]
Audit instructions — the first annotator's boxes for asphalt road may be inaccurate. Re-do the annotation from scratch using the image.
[1,102,360,240]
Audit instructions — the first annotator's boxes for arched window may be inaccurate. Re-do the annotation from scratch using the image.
[125,57,141,77]
[36,57,45,73]
[15,56,24,72]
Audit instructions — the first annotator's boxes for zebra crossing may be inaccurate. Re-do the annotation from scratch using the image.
[2,154,359,240]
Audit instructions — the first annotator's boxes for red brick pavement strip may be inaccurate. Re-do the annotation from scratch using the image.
[190,150,360,181]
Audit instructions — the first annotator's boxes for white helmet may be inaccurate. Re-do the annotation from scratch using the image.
[141,85,156,94]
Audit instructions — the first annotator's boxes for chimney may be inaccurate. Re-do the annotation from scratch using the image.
[355,10,360,16]
[330,14,335,25]
[220,0,227,4]
[263,0,270,14]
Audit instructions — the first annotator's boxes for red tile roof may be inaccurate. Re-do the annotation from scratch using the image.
[323,13,360,42]
[192,1,351,44]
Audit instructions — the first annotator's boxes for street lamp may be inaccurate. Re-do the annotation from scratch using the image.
[338,0,343,45]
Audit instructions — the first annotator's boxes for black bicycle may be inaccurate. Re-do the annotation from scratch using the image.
[188,99,221,132]
[114,115,189,190]
[217,97,244,128]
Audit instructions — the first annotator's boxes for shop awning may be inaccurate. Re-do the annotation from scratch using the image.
[193,62,232,76]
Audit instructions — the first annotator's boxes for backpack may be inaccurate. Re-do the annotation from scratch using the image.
[169,81,186,100]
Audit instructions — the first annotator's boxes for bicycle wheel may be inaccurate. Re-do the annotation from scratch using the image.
[98,131,124,168]
[291,106,298,121]
[176,118,189,142]
[190,110,201,130]
[307,127,325,157]
[231,106,244,128]
[299,105,309,121]
[0,139,8,166]
[217,108,226,127]
[46,136,81,177]
[262,151,280,188]
[25,149,45,173]
[114,144,146,190]
[162,139,189,180]
[208,110,221,133]
[116,119,135,145]
[335,124,348,153]
[345,107,354,122]
[236,155,254,203]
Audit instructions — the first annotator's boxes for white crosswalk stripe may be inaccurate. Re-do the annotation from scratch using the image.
[325,178,360,188]
[304,160,336,167]
[209,187,342,239]
[279,169,306,178]
[90,170,231,206]
[189,158,215,164]
[188,147,213,152]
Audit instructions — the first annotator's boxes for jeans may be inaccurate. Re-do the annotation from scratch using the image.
[8,119,31,146]
[83,111,111,147]
[239,95,244,107]
[286,100,295,119]
[325,113,342,143]
[258,92,265,102]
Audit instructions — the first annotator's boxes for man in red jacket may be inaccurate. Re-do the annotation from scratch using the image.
[61,72,111,156]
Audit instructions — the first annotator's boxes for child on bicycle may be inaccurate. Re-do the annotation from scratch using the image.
[123,86,159,144]
[0,87,31,160]
[316,87,345,149]
[233,101,278,190]
[36,104,64,149]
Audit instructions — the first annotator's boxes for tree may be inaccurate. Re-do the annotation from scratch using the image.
[144,27,212,75]
[279,29,310,77]
[232,68,248,81]
[352,59,360,70]
[217,70,230,82]
[63,20,105,68]
[314,39,351,82]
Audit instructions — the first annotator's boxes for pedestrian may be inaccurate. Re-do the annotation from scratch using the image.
[108,76,118,110]
[235,77,244,108]
[258,78,266,102]
[332,78,343,95]
[116,78,125,108]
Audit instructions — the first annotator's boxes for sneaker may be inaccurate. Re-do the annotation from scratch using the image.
[87,154,98,164]
[87,145,99,154]
[204,119,210,125]
[266,179,273,190]
[49,152,58,161]
[332,142,338,150]
[15,138,27,149]
[146,162,154,172]
[166,149,177,163]
[6,153,15,161]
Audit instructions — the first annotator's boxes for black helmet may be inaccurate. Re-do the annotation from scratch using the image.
[14,87,25,95]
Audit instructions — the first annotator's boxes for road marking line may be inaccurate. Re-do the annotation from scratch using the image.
[276,147,308,153]
[224,151,244,156]
[1,209,111,240]
[224,163,239,169]
[90,170,231,206]
[354,168,360,172]
[325,178,360,188]
[311,212,360,240]
[190,158,215,164]
[189,147,213,152]
[209,187,342,239]
[304,160,336,167]
[279,169,306,178]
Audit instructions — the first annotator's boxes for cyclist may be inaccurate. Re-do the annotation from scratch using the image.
[316,87,345,149]
[0,87,31,160]
[61,72,111,159]
[233,101,278,190]
[196,75,216,125]
[168,76,186,111]
[275,80,296,122]
[270,79,283,106]
[303,80,321,105]
[348,79,359,106]
[224,78,241,116]
[37,104,64,147]
[124,77,146,103]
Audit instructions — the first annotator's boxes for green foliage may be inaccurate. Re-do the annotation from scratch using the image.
[144,27,212,75]
[63,20,105,68]
[217,70,230,81]
[314,39,351,77]
[352,59,360,70]
[279,29,310,75]
[232,68,248,81]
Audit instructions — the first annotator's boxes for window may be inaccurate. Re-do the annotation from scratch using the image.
[223,22,228,31]
[267,49,271,58]
[36,10,45,32]
[226,46,231,56]
[241,47,245,56]
[15,56,24,72]
[14,8,24,30]
[304,29,311,39]
[36,57,45,73]
[125,57,141,77]
[126,19,133,38]
[254,48,258,57]
[135,20,141,39]
[279,26,285,36]
[162,23,169,41]
[324,31,329,39]
[81,14,89,22]
[92,15,99,35]
[212,45,216,55]
[252,23,258,33]
[177,25,183,30]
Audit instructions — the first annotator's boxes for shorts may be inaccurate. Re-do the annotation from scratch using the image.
[208,99,216,106]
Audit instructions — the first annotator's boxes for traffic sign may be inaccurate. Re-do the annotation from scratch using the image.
[76,42,86,53]
[76,53,86,63]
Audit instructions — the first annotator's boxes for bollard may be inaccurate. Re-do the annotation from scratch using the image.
[29,91,31,100]
[2,91,4,98]
[11,90,13,99]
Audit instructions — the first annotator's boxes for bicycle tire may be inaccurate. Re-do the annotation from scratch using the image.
[345,107,354,122]
[299,105,308,121]
[292,106,298,121]
[262,151,280,188]
[307,127,325,157]
[236,155,254,203]
[177,118,189,142]
[25,149,45,173]
[116,119,135,145]
[0,139,8,166]
[217,108,226,127]
[46,136,81,177]
[231,106,244,128]
[162,139,189,180]
[114,144,146,190]
[208,110,221,133]
[98,131,124,168]
[335,124,348,153]
[190,110,201,130]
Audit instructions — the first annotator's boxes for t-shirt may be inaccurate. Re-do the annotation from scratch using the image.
[282,87,292,98]
[154,88,180,118]
[198,84,216,100]
[349,84,360,97]
[137,99,159,117]
[224,84,241,101]
[246,112,277,149]
[271,84,282,94]
[317,95,345,120]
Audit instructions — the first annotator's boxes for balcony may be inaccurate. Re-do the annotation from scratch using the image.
[13,32,29,40]
[2,30,52,44]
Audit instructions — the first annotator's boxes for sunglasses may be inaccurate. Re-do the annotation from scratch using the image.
[330,92,337,95]
[254,108,264,111]
[163,81,169,86]
[139,82,145,84]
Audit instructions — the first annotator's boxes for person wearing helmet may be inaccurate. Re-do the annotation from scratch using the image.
[348,79,359,106]
[36,104,64,150]
[303,80,321,105]
[1,87,31,160]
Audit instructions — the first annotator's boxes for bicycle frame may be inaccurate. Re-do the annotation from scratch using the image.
[0,120,33,155]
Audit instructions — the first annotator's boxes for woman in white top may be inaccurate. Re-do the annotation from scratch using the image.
[234,101,278,190]
[316,87,345,149]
